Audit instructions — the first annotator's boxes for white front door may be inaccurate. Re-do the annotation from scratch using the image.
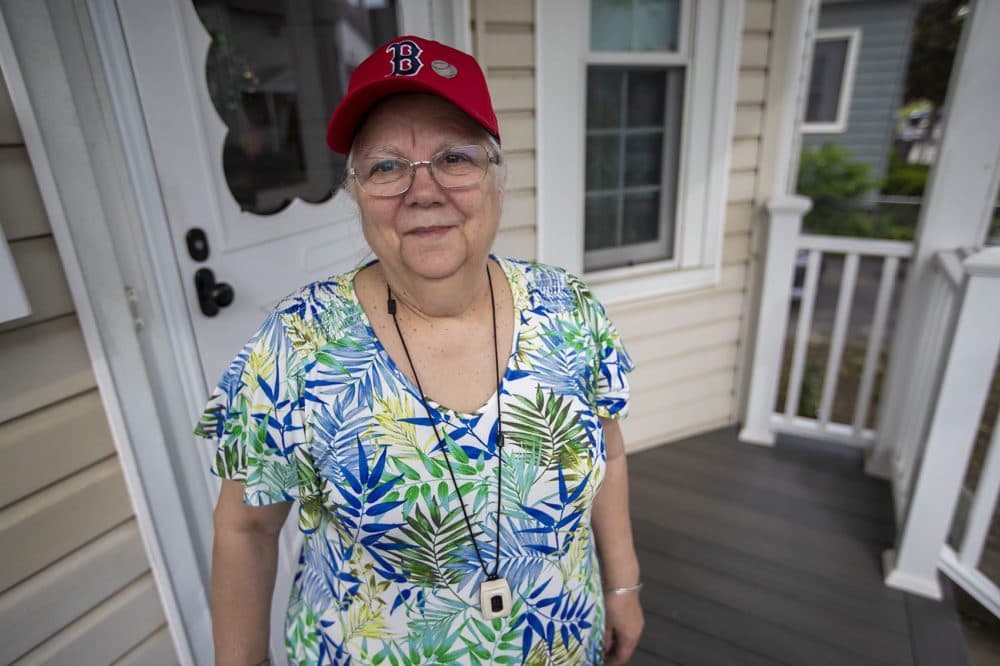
[118,0,465,386]
[114,1,466,661]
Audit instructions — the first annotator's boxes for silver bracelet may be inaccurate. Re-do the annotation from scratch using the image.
[605,582,643,595]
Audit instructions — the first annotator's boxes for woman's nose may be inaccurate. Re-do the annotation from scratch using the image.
[404,161,444,203]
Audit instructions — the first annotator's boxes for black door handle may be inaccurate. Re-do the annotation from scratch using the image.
[194,268,235,317]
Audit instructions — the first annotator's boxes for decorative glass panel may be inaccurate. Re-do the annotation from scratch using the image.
[806,38,849,123]
[590,0,680,52]
[194,0,399,215]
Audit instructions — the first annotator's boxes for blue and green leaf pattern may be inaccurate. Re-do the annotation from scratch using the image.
[195,257,633,665]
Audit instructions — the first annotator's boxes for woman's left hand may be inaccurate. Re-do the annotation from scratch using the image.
[603,591,644,664]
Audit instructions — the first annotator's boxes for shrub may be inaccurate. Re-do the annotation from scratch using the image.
[882,152,930,196]
[796,144,879,236]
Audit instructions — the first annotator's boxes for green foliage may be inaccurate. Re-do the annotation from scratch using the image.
[882,153,930,197]
[796,144,918,240]
[796,350,823,419]
[798,144,877,201]
[796,144,877,236]
[904,0,966,107]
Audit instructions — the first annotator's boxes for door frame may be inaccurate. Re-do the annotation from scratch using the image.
[0,2,206,663]
[2,0,470,663]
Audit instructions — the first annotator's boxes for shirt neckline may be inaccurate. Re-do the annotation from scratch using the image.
[346,255,524,420]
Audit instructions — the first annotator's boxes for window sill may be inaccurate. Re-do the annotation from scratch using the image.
[586,262,718,306]
[802,122,846,134]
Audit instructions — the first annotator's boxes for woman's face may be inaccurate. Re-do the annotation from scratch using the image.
[352,94,504,283]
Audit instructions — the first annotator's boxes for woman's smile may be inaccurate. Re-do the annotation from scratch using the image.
[404,224,456,238]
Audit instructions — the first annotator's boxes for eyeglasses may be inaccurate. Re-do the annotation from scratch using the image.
[351,144,500,197]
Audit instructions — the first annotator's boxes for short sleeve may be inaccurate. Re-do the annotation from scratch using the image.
[194,310,313,506]
[571,277,635,420]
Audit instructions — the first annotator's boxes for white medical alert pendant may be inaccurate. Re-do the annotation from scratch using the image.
[480,577,512,619]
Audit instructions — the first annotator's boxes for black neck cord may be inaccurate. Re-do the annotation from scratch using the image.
[386,266,504,580]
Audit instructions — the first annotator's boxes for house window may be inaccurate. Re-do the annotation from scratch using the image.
[584,67,683,270]
[804,28,861,134]
[590,0,681,51]
[538,0,741,301]
[584,1,685,271]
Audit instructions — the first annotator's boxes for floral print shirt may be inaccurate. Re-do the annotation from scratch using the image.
[196,257,633,665]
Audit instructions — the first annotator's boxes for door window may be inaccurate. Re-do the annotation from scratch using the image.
[194,0,399,214]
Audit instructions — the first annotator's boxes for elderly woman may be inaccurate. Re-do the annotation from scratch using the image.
[200,36,643,665]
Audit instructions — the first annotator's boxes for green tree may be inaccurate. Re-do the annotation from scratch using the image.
[900,0,967,153]
[904,0,966,108]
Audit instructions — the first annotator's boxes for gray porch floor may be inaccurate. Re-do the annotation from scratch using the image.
[625,427,970,666]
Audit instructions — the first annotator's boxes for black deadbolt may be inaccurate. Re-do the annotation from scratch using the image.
[186,228,210,262]
[194,268,235,317]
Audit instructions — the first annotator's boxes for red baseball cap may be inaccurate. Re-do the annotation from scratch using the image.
[325,35,500,154]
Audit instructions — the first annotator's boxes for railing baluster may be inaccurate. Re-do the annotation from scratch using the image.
[885,247,1000,600]
[852,256,899,437]
[959,408,1000,568]
[746,202,917,447]
[818,253,859,427]
[784,250,822,418]
[739,196,812,446]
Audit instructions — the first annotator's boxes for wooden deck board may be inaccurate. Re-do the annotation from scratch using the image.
[627,427,970,665]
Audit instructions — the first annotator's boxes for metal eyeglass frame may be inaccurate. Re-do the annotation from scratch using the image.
[350,145,501,198]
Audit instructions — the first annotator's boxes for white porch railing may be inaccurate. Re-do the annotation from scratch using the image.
[740,197,914,448]
[884,247,1000,616]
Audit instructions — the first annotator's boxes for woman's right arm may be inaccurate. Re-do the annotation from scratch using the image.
[211,478,292,665]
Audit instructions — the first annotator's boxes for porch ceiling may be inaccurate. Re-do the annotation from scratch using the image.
[626,427,969,665]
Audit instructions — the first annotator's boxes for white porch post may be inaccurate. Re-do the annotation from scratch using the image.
[883,248,1000,599]
[735,0,816,436]
[739,195,811,446]
[866,0,1000,502]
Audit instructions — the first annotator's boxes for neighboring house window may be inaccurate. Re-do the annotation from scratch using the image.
[537,1,742,302]
[804,28,861,134]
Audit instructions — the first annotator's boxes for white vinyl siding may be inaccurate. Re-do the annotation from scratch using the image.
[473,0,537,261]
[0,65,177,665]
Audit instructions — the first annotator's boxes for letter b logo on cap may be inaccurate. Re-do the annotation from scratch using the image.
[386,39,423,77]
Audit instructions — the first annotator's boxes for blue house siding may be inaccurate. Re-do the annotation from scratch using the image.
[803,1,922,183]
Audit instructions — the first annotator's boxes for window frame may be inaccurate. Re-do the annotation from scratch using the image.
[536,0,743,304]
[802,27,861,134]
